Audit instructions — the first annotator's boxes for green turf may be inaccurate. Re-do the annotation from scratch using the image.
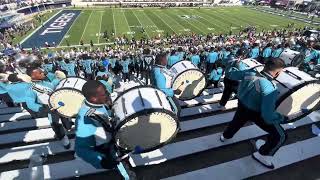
[27,6,315,47]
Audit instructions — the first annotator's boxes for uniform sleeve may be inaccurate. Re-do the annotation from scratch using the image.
[259,79,284,124]
[24,91,43,112]
[153,69,174,97]
[75,116,105,169]
[304,51,317,63]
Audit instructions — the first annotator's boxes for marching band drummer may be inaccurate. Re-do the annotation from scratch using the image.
[218,48,248,109]
[23,67,72,149]
[75,80,119,169]
[152,53,182,115]
[220,59,288,169]
[302,43,320,73]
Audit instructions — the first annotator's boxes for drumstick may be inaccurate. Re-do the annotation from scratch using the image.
[176,81,185,90]
[50,102,65,111]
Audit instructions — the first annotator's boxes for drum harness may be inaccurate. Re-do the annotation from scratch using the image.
[85,107,138,180]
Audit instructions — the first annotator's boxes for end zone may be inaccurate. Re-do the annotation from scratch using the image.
[21,10,81,49]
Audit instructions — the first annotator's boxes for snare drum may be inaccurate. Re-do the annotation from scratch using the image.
[274,67,320,122]
[242,58,264,72]
[112,86,179,153]
[170,61,206,100]
[49,77,87,118]
[279,49,305,67]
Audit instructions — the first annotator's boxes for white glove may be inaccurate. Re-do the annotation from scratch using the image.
[0,73,9,82]
[17,74,32,83]
[55,71,66,80]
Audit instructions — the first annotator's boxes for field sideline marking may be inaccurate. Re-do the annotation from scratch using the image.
[20,10,62,44]
[132,9,150,39]
[58,10,82,47]
[97,11,104,44]
[151,10,175,33]
[112,8,117,36]
[79,10,93,44]
[122,9,133,38]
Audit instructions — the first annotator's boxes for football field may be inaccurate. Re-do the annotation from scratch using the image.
[21,6,311,48]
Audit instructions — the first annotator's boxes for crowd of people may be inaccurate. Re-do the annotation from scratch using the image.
[0,25,318,176]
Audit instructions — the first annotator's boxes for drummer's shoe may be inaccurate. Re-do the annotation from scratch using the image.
[62,135,71,149]
[252,152,275,169]
[219,134,229,142]
[255,139,266,151]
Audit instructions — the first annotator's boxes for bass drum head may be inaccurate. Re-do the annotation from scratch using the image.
[291,54,305,67]
[114,109,179,153]
[172,69,206,100]
[276,81,320,122]
[49,88,85,118]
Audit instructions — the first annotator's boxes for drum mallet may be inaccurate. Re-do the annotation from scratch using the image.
[50,102,65,111]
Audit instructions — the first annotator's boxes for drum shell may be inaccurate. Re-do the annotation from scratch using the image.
[49,77,87,118]
[241,58,264,72]
[112,86,179,153]
[170,61,206,100]
[274,67,320,122]
[279,49,305,67]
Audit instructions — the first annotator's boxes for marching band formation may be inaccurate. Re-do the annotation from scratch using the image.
[0,28,319,178]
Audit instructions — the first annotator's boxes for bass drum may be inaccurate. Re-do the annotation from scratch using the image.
[49,77,87,118]
[112,86,179,153]
[274,67,320,122]
[279,49,305,67]
[242,58,264,72]
[170,60,206,100]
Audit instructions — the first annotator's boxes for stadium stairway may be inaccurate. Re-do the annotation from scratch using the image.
[0,79,319,180]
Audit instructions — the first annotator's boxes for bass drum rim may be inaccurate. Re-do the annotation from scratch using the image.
[290,54,305,67]
[276,80,320,123]
[48,87,84,118]
[113,85,159,103]
[171,68,207,101]
[114,108,180,153]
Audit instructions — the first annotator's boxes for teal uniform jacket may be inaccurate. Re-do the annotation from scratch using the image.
[120,59,131,73]
[222,51,231,62]
[99,80,113,94]
[42,63,54,73]
[82,59,94,74]
[224,56,247,79]
[209,67,223,81]
[250,47,260,59]
[178,52,185,61]
[152,65,174,97]
[271,48,283,58]
[168,55,180,67]
[207,51,218,64]
[75,101,112,169]
[303,50,320,71]
[262,47,272,58]
[229,69,285,124]
[109,58,116,69]
[5,82,42,112]
[0,82,8,94]
[190,55,201,67]
[64,62,77,77]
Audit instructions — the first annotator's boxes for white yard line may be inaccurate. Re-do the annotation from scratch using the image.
[97,11,104,44]
[132,10,150,39]
[79,11,93,44]
[20,10,62,44]
[168,11,206,34]
[142,11,160,31]
[122,9,133,38]
[152,11,175,33]
[58,10,81,47]
[112,8,117,36]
